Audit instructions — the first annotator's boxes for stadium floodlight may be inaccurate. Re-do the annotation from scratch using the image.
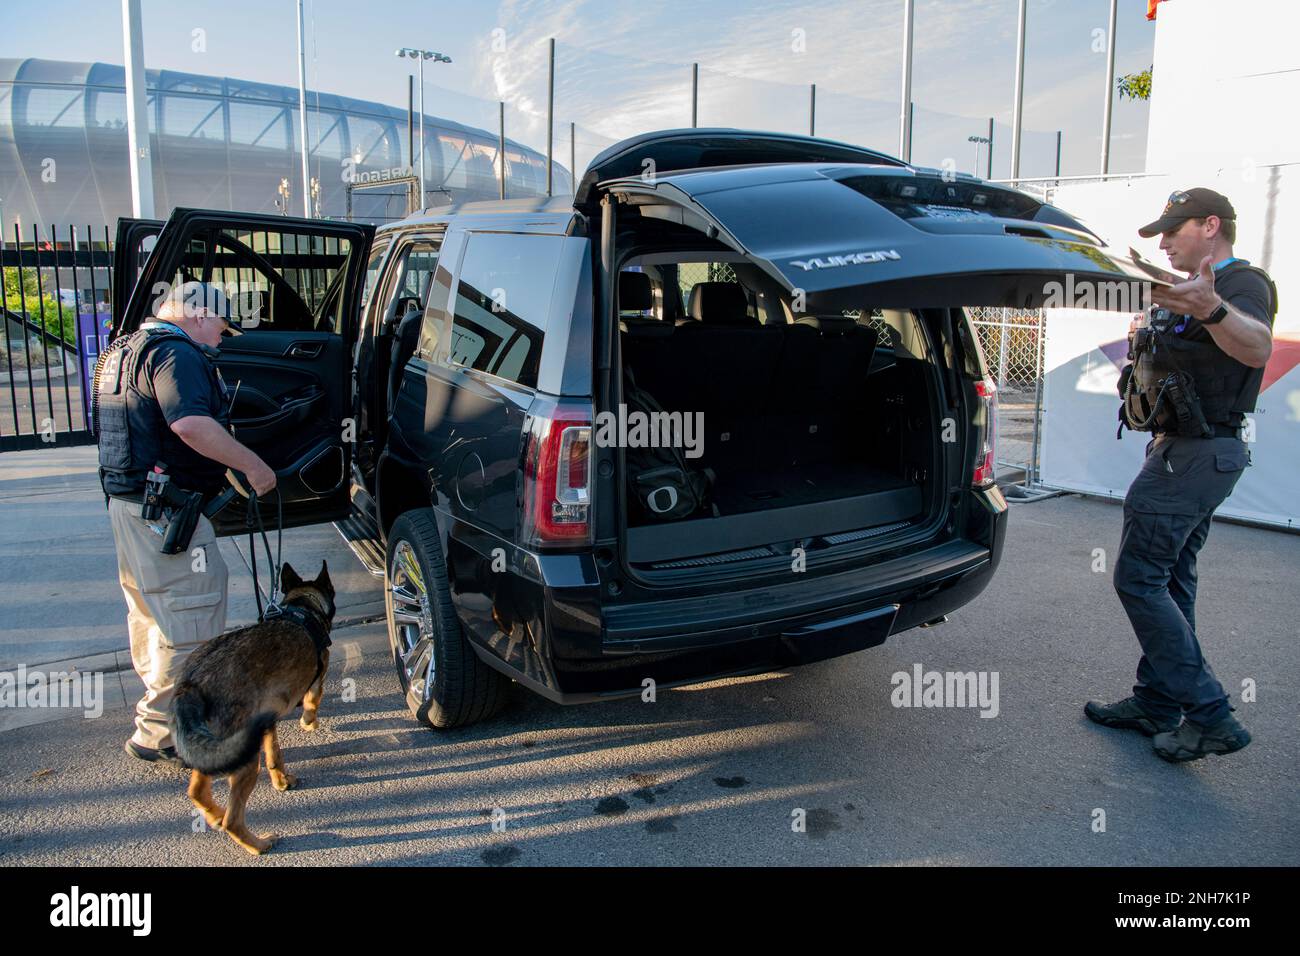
[395,48,453,207]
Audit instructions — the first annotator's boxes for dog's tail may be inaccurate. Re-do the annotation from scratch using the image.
[172,687,276,776]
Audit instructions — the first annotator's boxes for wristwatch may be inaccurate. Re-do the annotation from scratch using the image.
[1202,298,1229,325]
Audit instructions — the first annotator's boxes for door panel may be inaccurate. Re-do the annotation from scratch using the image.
[114,209,374,534]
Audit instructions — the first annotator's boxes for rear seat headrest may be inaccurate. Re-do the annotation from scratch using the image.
[688,281,755,325]
[619,271,654,312]
[794,314,858,334]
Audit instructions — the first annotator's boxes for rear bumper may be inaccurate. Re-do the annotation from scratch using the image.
[449,504,1007,705]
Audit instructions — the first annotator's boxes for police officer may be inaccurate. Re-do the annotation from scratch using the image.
[1086,188,1277,762]
[97,281,276,766]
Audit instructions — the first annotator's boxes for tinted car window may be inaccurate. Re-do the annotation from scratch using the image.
[446,233,561,388]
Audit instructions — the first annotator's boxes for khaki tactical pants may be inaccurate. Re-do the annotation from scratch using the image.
[108,496,228,750]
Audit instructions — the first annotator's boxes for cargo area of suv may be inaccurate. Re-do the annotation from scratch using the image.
[616,259,943,571]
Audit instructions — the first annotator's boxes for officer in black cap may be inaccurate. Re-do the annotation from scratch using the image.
[1085,188,1277,761]
[97,281,277,766]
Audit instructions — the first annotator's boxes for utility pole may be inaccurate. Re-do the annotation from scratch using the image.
[809,83,816,136]
[546,38,555,196]
[986,116,994,179]
[899,0,914,161]
[499,101,506,200]
[1010,0,1028,181]
[295,0,311,217]
[1100,0,1118,174]
[691,63,698,128]
[121,0,154,218]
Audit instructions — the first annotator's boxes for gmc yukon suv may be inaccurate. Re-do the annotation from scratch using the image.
[109,129,1150,729]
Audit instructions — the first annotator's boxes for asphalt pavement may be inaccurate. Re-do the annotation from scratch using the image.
[0,448,1296,866]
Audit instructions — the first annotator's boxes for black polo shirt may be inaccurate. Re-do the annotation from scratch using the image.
[136,327,231,495]
[1170,259,1277,418]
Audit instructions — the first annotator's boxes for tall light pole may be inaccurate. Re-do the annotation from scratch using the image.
[396,48,452,209]
[1100,0,1118,174]
[1010,0,1028,181]
[899,0,914,161]
[121,0,154,218]
[967,134,990,177]
[295,0,311,217]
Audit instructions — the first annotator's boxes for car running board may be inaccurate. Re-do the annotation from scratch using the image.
[334,508,385,578]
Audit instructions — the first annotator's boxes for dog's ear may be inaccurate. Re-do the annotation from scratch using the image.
[315,559,334,597]
[280,562,303,593]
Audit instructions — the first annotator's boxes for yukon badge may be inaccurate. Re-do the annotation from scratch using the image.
[789,249,901,271]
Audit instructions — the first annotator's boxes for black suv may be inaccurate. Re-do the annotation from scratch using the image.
[111,129,1150,729]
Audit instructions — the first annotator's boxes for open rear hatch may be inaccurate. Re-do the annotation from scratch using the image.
[587,131,1152,578]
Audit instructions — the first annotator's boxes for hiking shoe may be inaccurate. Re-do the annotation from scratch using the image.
[1153,712,1252,763]
[124,739,185,768]
[1084,696,1180,736]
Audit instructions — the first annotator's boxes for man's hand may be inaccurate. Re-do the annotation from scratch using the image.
[1150,255,1221,321]
[1144,256,1272,367]
[246,461,277,497]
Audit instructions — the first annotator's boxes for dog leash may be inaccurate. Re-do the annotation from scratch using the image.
[245,487,283,623]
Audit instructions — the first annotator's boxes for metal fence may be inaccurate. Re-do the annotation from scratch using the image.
[968,306,1046,482]
[0,224,115,452]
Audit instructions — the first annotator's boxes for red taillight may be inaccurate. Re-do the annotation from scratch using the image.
[972,378,997,487]
[522,401,593,546]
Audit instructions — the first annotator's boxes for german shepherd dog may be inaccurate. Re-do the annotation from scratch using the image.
[171,561,335,856]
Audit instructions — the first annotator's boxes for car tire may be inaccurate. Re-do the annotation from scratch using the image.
[384,509,509,729]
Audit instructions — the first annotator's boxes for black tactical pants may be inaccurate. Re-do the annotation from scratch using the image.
[1113,434,1249,726]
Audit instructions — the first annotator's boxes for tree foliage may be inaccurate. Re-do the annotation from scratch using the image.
[1117,66,1153,101]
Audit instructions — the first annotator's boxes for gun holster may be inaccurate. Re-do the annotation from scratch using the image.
[158,482,203,555]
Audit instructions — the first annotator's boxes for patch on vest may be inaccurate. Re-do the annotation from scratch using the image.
[99,350,124,394]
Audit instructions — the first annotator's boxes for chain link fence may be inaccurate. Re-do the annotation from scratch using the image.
[967,306,1046,481]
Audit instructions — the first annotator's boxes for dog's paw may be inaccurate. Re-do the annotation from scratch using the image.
[238,832,277,856]
[299,713,319,731]
[203,810,225,829]
[271,771,298,792]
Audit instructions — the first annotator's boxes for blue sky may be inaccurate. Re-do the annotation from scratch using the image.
[0,0,1156,179]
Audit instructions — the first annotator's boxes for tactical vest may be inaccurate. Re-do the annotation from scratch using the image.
[1118,264,1277,438]
[93,325,228,497]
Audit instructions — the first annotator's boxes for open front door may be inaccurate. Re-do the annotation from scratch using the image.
[111,217,163,335]
[115,208,374,534]
[601,161,1160,312]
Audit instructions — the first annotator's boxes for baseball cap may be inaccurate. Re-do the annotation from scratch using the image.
[167,280,242,334]
[1137,187,1236,238]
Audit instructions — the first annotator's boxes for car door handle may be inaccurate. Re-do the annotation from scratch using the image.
[284,341,324,359]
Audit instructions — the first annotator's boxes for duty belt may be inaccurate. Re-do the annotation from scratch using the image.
[1154,422,1243,439]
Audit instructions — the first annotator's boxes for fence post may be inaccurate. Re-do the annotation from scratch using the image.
[996,306,1010,389]
[1028,308,1046,487]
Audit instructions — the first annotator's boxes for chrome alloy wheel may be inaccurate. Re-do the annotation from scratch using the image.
[386,539,436,713]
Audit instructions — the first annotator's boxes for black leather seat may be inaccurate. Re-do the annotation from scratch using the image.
[672,282,783,470]
[387,300,424,411]
[788,314,879,463]
[618,271,679,410]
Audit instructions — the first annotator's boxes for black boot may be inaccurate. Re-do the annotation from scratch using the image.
[1084,696,1180,736]
[1153,711,1251,762]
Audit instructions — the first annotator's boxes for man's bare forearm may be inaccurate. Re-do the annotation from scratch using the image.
[1203,302,1272,368]
[170,415,264,474]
